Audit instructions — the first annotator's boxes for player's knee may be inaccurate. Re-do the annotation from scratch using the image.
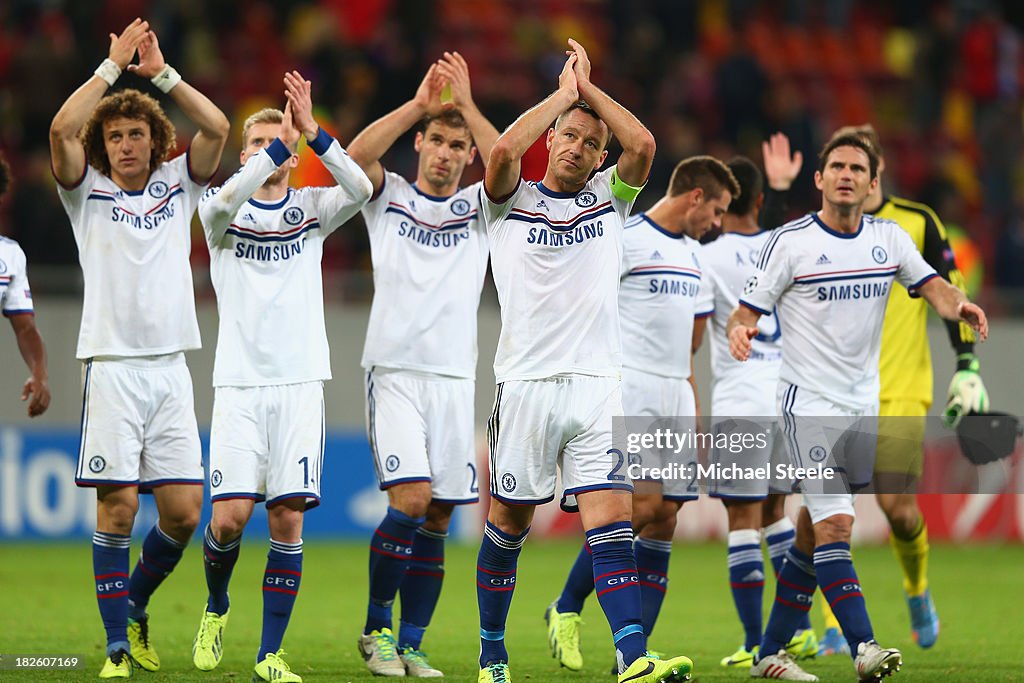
[425,503,455,533]
[98,500,138,535]
[884,501,920,538]
[388,483,433,520]
[814,514,853,545]
[211,511,248,541]
[642,512,678,541]
[160,506,201,540]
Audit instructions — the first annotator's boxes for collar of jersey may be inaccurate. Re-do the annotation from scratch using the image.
[412,183,453,202]
[248,188,293,210]
[640,213,683,239]
[120,187,146,197]
[535,181,586,199]
[725,228,767,238]
[812,211,862,239]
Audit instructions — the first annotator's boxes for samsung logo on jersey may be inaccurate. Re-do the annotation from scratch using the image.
[111,204,175,230]
[527,221,604,246]
[649,279,700,297]
[235,237,307,262]
[397,221,470,248]
[816,281,890,301]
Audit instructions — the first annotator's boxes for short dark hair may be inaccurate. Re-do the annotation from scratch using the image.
[554,100,612,149]
[420,109,472,139]
[818,134,879,179]
[726,157,763,216]
[0,152,9,201]
[830,123,884,160]
[668,155,740,202]
[81,88,176,176]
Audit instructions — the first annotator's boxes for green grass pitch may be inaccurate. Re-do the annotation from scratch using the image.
[1,540,1021,681]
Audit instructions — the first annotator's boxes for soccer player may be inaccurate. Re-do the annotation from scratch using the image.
[49,19,229,679]
[193,72,372,682]
[546,156,737,670]
[811,124,980,653]
[0,153,50,418]
[346,52,498,678]
[476,39,690,683]
[698,152,816,668]
[730,135,987,681]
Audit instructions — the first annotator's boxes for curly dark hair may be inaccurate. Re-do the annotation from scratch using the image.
[0,152,9,201]
[80,89,176,176]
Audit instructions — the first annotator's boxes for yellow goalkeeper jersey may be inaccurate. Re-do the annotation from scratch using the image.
[875,196,974,406]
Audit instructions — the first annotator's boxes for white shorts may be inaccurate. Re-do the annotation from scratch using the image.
[778,382,878,524]
[365,368,478,505]
[75,355,203,491]
[710,360,780,417]
[621,367,698,502]
[488,375,631,512]
[209,382,325,509]
[709,364,787,500]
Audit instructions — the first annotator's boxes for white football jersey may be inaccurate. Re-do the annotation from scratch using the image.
[698,231,783,397]
[200,131,372,387]
[56,154,205,359]
[619,213,711,379]
[360,172,488,379]
[0,237,34,316]
[483,167,634,382]
[740,213,938,410]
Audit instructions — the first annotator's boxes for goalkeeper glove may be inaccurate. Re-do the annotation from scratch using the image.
[943,353,989,428]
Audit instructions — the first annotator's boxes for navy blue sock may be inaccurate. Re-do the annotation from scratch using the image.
[477,521,528,667]
[634,536,672,637]
[93,531,131,655]
[128,523,186,621]
[556,542,594,614]
[399,526,447,651]
[366,507,424,635]
[589,522,646,673]
[203,525,241,615]
[727,529,765,651]
[815,542,873,657]
[759,548,816,659]
[258,539,302,662]
[764,518,811,631]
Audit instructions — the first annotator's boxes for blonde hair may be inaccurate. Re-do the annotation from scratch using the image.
[241,108,284,147]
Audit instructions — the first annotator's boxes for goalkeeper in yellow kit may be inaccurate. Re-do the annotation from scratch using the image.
[809,124,987,654]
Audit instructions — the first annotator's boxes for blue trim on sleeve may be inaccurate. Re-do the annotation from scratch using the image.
[307,128,333,156]
[739,299,772,316]
[266,138,292,166]
[907,272,939,297]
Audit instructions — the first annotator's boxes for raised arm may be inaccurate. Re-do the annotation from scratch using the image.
[284,71,372,228]
[50,18,150,186]
[725,305,762,361]
[434,51,499,167]
[199,101,299,246]
[9,314,49,417]
[347,64,445,193]
[760,132,802,229]
[486,54,579,200]
[568,39,655,187]
[917,277,988,342]
[128,29,229,183]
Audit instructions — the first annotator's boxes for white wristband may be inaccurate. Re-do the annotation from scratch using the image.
[94,59,121,87]
[151,64,182,94]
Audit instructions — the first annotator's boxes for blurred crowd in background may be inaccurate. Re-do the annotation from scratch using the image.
[1,0,1023,310]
